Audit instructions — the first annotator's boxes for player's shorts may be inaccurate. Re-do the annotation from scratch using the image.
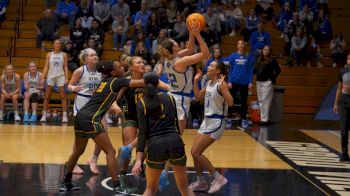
[146,132,187,170]
[74,113,105,138]
[170,92,191,120]
[198,115,225,140]
[47,75,65,87]
[122,117,138,128]
[73,94,91,116]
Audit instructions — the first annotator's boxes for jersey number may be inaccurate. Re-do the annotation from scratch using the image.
[96,82,107,93]
[89,83,99,91]
[168,73,179,89]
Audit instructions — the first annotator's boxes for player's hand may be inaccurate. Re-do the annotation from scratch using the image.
[228,83,232,89]
[110,105,123,116]
[188,21,201,36]
[72,85,82,92]
[131,161,142,176]
[333,104,338,113]
[194,70,203,81]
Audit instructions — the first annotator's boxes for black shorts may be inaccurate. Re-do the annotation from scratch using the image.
[146,133,187,170]
[74,113,105,138]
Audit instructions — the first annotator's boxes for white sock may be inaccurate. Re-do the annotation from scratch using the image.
[213,171,221,179]
[24,111,29,115]
[0,110,3,116]
[14,111,19,116]
[197,176,205,183]
[42,111,46,116]
[32,111,36,115]
[63,111,67,117]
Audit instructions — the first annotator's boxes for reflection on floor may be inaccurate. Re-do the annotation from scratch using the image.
[0,163,324,196]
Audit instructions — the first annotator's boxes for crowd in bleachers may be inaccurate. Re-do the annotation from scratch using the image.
[0,0,349,126]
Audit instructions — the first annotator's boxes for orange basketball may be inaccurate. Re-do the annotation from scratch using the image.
[186,13,206,31]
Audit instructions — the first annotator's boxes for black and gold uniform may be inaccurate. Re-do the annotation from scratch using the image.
[136,92,186,169]
[74,77,130,138]
[122,86,144,128]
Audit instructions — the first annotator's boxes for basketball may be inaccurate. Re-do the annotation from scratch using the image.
[186,13,206,31]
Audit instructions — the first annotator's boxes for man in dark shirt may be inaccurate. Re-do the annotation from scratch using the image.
[35,9,60,48]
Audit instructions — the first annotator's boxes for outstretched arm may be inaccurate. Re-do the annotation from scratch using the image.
[178,33,195,57]
[193,70,206,102]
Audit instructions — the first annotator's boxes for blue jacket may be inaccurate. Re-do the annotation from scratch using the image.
[196,0,211,12]
[245,16,260,30]
[56,1,76,15]
[222,52,254,85]
[249,30,271,52]
[318,17,332,37]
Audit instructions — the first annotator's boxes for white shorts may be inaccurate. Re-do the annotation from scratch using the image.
[47,75,65,87]
[198,117,225,140]
[73,95,91,116]
[170,93,191,120]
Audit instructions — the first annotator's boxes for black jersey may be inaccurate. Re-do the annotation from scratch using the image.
[136,92,179,152]
[123,87,144,120]
[77,77,130,124]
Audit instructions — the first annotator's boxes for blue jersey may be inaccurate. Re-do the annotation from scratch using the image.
[222,52,253,85]
[164,58,193,97]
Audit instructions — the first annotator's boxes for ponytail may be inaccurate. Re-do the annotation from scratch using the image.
[143,72,161,118]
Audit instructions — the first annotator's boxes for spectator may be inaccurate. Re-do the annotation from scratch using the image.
[147,12,160,41]
[241,8,260,42]
[141,0,162,12]
[299,0,318,12]
[93,0,111,31]
[157,3,168,29]
[80,11,94,29]
[201,24,218,50]
[76,0,93,18]
[134,3,152,31]
[112,14,129,51]
[55,0,76,30]
[110,0,130,21]
[222,40,254,129]
[86,19,105,54]
[299,4,314,35]
[135,42,151,63]
[130,31,151,55]
[70,17,87,51]
[62,40,79,72]
[123,38,132,55]
[253,45,281,126]
[23,62,44,123]
[283,12,303,55]
[277,2,293,36]
[0,0,6,28]
[249,21,271,56]
[318,0,330,16]
[305,35,322,67]
[290,28,307,66]
[224,2,243,37]
[255,0,274,21]
[279,0,296,10]
[203,47,222,74]
[166,1,177,29]
[151,29,167,55]
[85,38,101,57]
[44,0,60,10]
[204,6,222,43]
[35,9,60,48]
[330,33,346,67]
[170,15,188,44]
[314,9,332,42]
[0,64,21,121]
[105,0,117,6]
[196,0,211,13]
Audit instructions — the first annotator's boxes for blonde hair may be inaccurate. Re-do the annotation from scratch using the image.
[79,48,95,65]
[2,64,13,74]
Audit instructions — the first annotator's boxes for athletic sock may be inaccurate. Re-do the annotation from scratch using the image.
[213,171,221,179]
[63,111,67,117]
[32,111,36,115]
[197,175,205,183]
[63,172,73,183]
[24,111,29,115]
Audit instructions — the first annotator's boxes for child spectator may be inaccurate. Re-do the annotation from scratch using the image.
[330,33,347,67]
[241,8,260,42]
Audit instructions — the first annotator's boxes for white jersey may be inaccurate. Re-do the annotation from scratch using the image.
[27,72,41,94]
[48,52,65,78]
[164,58,193,96]
[4,74,17,93]
[204,81,227,118]
[73,65,102,116]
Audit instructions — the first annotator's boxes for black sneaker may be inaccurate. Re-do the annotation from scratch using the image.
[59,181,80,191]
[339,154,350,162]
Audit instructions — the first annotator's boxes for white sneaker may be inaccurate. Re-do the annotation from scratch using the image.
[62,115,68,123]
[40,115,46,122]
[189,181,209,192]
[15,115,21,121]
[208,176,228,194]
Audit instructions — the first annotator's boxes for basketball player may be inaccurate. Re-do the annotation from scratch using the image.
[190,61,233,194]
[68,48,103,175]
[23,62,44,122]
[158,21,210,188]
[131,72,194,196]
[333,53,350,162]
[40,39,69,123]
[60,60,145,192]
[0,65,21,121]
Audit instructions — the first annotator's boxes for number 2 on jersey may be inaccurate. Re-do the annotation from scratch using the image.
[168,73,179,89]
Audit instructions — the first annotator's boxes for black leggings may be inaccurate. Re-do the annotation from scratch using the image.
[339,94,350,155]
[228,83,249,120]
